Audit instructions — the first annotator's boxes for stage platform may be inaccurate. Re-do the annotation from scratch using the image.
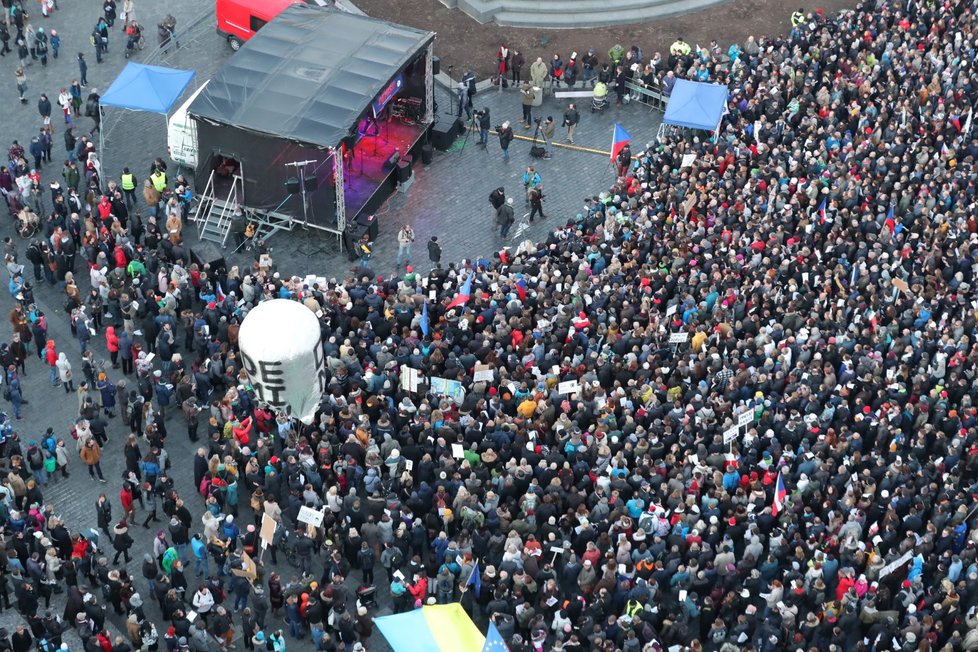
[343,120,427,218]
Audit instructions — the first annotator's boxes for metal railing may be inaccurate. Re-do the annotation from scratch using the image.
[140,3,218,67]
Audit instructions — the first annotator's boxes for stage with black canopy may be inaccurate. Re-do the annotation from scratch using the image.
[188,4,435,236]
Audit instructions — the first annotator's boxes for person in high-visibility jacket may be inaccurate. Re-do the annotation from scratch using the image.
[150,168,167,193]
[668,37,691,69]
[669,37,691,58]
[791,8,806,27]
[119,166,137,209]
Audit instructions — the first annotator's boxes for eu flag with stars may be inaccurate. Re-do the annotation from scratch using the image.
[482,621,509,652]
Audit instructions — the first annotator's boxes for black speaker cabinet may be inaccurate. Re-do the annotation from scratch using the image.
[431,123,457,151]
[432,55,440,76]
[421,143,434,165]
[396,161,412,183]
[285,176,300,193]
[356,213,379,240]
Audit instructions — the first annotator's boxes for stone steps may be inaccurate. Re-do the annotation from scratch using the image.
[440,0,728,27]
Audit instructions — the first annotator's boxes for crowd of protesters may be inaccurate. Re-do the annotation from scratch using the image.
[1,0,978,651]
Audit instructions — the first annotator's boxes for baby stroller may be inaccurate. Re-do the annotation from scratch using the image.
[356,585,377,610]
[17,206,39,238]
[592,81,608,112]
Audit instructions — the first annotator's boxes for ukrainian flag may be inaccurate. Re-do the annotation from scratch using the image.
[375,603,486,652]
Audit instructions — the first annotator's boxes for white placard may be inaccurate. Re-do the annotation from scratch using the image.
[665,304,678,317]
[723,426,739,444]
[680,153,696,168]
[737,410,754,427]
[297,506,325,527]
[400,366,420,393]
[473,364,494,382]
[669,332,689,343]
[452,443,465,458]
[879,550,913,580]
[404,459,414,471]
[557,380,582,395]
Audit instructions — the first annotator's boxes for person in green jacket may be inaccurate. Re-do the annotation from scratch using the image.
[161,545,179,574]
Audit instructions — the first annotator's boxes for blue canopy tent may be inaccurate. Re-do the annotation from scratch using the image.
[661,79,729,138]
[97,62,196,158]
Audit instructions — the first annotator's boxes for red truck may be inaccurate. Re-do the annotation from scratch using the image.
[216,0,328,51]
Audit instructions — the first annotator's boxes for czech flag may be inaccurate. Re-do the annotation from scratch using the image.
[817,198,827,225]
[445,271,475,310]
[611,123,631,161]
[514,277,527,301]
[772,469,787,516]
[883,205,896,234]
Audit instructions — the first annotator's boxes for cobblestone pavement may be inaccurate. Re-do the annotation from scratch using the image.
[0,1,660,649]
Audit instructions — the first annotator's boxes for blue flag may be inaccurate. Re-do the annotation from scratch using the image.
[482,620,508,652]
[420,300,430,337]
[465,559,481,598]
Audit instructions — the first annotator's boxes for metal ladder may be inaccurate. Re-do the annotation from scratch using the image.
[194,169,243,246]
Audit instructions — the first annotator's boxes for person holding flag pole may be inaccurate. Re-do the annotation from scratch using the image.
[462,557,481,597]
[772,469,787,516]
[610,123,631,174]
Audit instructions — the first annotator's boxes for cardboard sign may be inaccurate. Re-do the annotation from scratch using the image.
[557,380,582,395]
[259,513,277,546]
[230,551,257,581]
[723,426,740,444]
[473,364,494,382]
[297,506,325,527]
[892,278,910,295]
[669,332,689,344]
[737,410,754,427]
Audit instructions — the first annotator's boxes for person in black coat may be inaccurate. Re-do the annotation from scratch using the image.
[95,494,113,543]
[111,522,133,564]
[426,236,442,265]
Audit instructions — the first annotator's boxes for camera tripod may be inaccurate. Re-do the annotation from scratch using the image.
[529,120,550,159]
[457,113,478,154]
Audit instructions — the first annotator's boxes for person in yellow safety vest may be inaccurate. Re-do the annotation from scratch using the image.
[625,599,644,619]
[669,37,691,58]
[150,168,167,193]
[791,8,806,27]
[119,166,138,210]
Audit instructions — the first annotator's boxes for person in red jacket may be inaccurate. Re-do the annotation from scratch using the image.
[104,326,119,367]
[120,481,135,524]
[70,533,89,559]
[44,340,58,386]
[232,415,252,447]
[407,574,427,607]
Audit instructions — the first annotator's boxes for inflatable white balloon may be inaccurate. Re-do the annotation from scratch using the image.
[237,299,326,424]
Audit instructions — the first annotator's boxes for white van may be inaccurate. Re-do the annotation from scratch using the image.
[167,81,209,169]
